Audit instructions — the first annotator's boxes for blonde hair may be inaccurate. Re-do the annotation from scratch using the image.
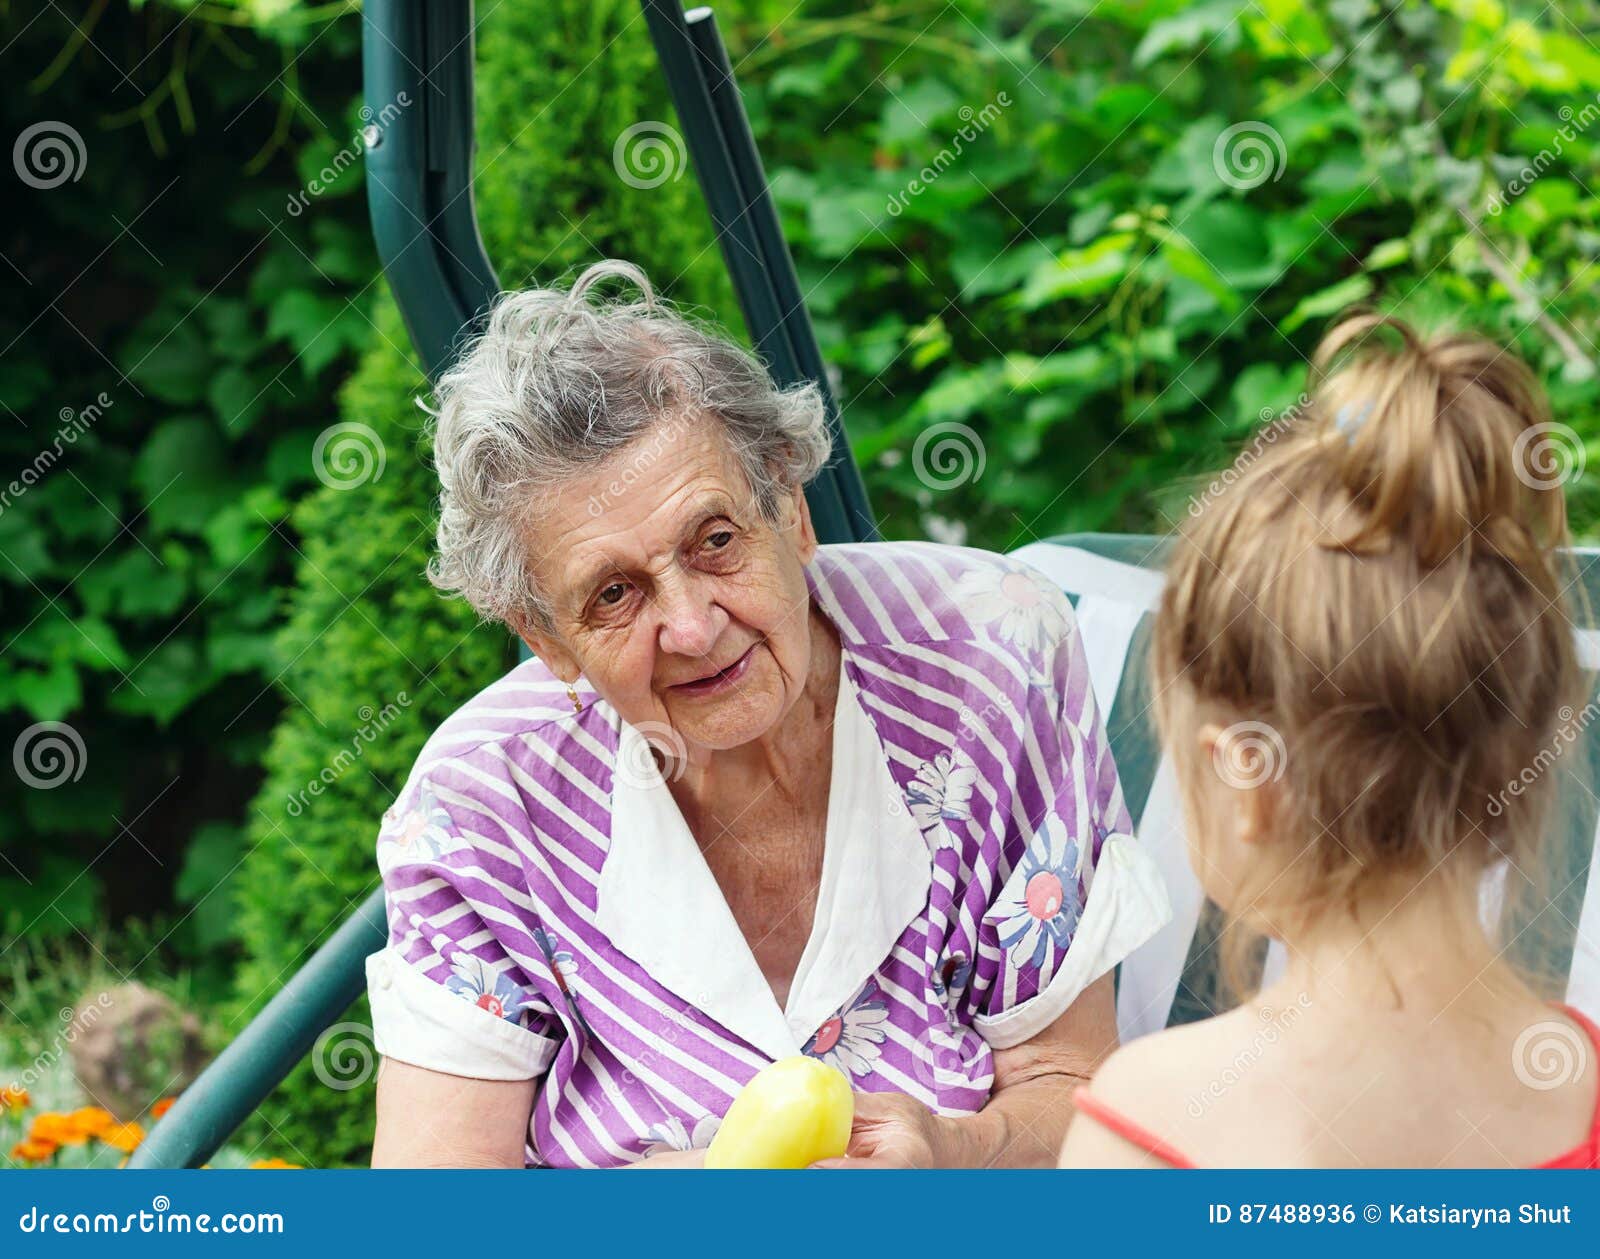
[1152,314,1584,993]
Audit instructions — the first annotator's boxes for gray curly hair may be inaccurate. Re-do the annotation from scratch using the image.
[422,260,833,628]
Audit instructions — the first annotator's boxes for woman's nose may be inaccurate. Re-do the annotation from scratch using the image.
[654,581,728,658]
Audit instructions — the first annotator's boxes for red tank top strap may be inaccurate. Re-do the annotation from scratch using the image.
[1548,1004,1600,1167]
[1072,1089,1197,1169]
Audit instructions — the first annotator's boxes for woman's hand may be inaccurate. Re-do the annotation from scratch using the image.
[810,1091,952,1168]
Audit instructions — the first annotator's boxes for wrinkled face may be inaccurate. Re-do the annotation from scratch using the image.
[519,417,820,755]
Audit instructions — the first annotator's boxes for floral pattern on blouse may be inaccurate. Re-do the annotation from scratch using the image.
[803,980,890,1077]
[993,811,1086,970]
[952,561,1071,674]
[906,749,978,849]
[379,786,462,865]
[642,1114,722,1156]
[445,953,533,1024]
[534,926,593,1035]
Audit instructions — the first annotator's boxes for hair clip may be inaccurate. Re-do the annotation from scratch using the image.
[1333,399,1376,442]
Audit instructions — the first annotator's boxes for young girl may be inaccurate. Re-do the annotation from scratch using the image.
[1060,315,1600,1168]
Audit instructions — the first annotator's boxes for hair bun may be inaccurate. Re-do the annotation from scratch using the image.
[1308,313,1568,575]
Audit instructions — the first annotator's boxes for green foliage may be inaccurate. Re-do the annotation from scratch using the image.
[0,1,371,957]
[228,0,734,1167]
[734,0,1600,545]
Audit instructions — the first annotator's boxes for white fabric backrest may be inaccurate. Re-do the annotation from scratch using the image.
[1010,540,1600,1034]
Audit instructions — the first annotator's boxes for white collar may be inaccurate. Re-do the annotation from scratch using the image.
[596,661,932,1061]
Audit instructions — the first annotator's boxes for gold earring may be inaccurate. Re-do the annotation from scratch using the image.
[567,685,583,713]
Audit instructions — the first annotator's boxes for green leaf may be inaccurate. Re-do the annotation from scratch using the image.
[110,637,213,726]
[1281,274,1374,333]
[1364,238,1412,270]
[12,658,82,721]
[0,508,53,582]
[1002,347,1110,393]
[76,549,188,619]
[1177,202,1277,290]
[878,78,962,144]
[1134,0,1243,65]
[133,417,239,533]
[266,289,360,376]
[808,189,892,258]
[1229,361,1304,431]
[121,319,212,405]
[1015,234,1136,308]
[209,364,267,435]
[68,616,130,672]
[915,364,1006,424]
[200,297,259,362]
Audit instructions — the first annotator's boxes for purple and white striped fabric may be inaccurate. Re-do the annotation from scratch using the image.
[365,540,1170,1167]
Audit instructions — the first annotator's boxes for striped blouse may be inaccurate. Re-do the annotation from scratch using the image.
[365,540,1171,1167]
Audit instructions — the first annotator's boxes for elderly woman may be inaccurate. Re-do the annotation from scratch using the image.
[366,261,1170,1168]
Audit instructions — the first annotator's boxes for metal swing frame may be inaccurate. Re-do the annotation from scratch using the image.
[131,0,875,1169]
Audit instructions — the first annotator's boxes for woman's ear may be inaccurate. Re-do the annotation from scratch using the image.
[507,612,581,684]
[787,482,818,564]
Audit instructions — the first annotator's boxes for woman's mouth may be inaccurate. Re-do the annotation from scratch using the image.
[670,644,757,697]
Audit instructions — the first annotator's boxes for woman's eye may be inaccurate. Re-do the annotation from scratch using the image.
[598,583,628,606]
[705,530,733,549]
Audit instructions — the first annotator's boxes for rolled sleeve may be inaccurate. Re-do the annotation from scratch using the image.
[969,571,1171,1049]
[370,771,565,1081]
[366,946,560,1081]
[973,833,1169,1049]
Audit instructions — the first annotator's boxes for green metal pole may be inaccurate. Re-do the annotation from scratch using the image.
[126,890,389,1169]
[639,0,858,544]
[364,0,500,381]
[682,7,879,543]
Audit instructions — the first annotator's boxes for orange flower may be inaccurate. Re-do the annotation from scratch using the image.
[0,1086,28,1112]
[67,1107,116,1139]
[100,1122,145,1153]
[150,1097,177,1119]
[249,1158,302,1169]
[29,1113,88,1147]
[10,1136,58,1162]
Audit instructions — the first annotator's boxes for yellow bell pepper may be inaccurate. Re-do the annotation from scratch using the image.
[705,1056,853,1169]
